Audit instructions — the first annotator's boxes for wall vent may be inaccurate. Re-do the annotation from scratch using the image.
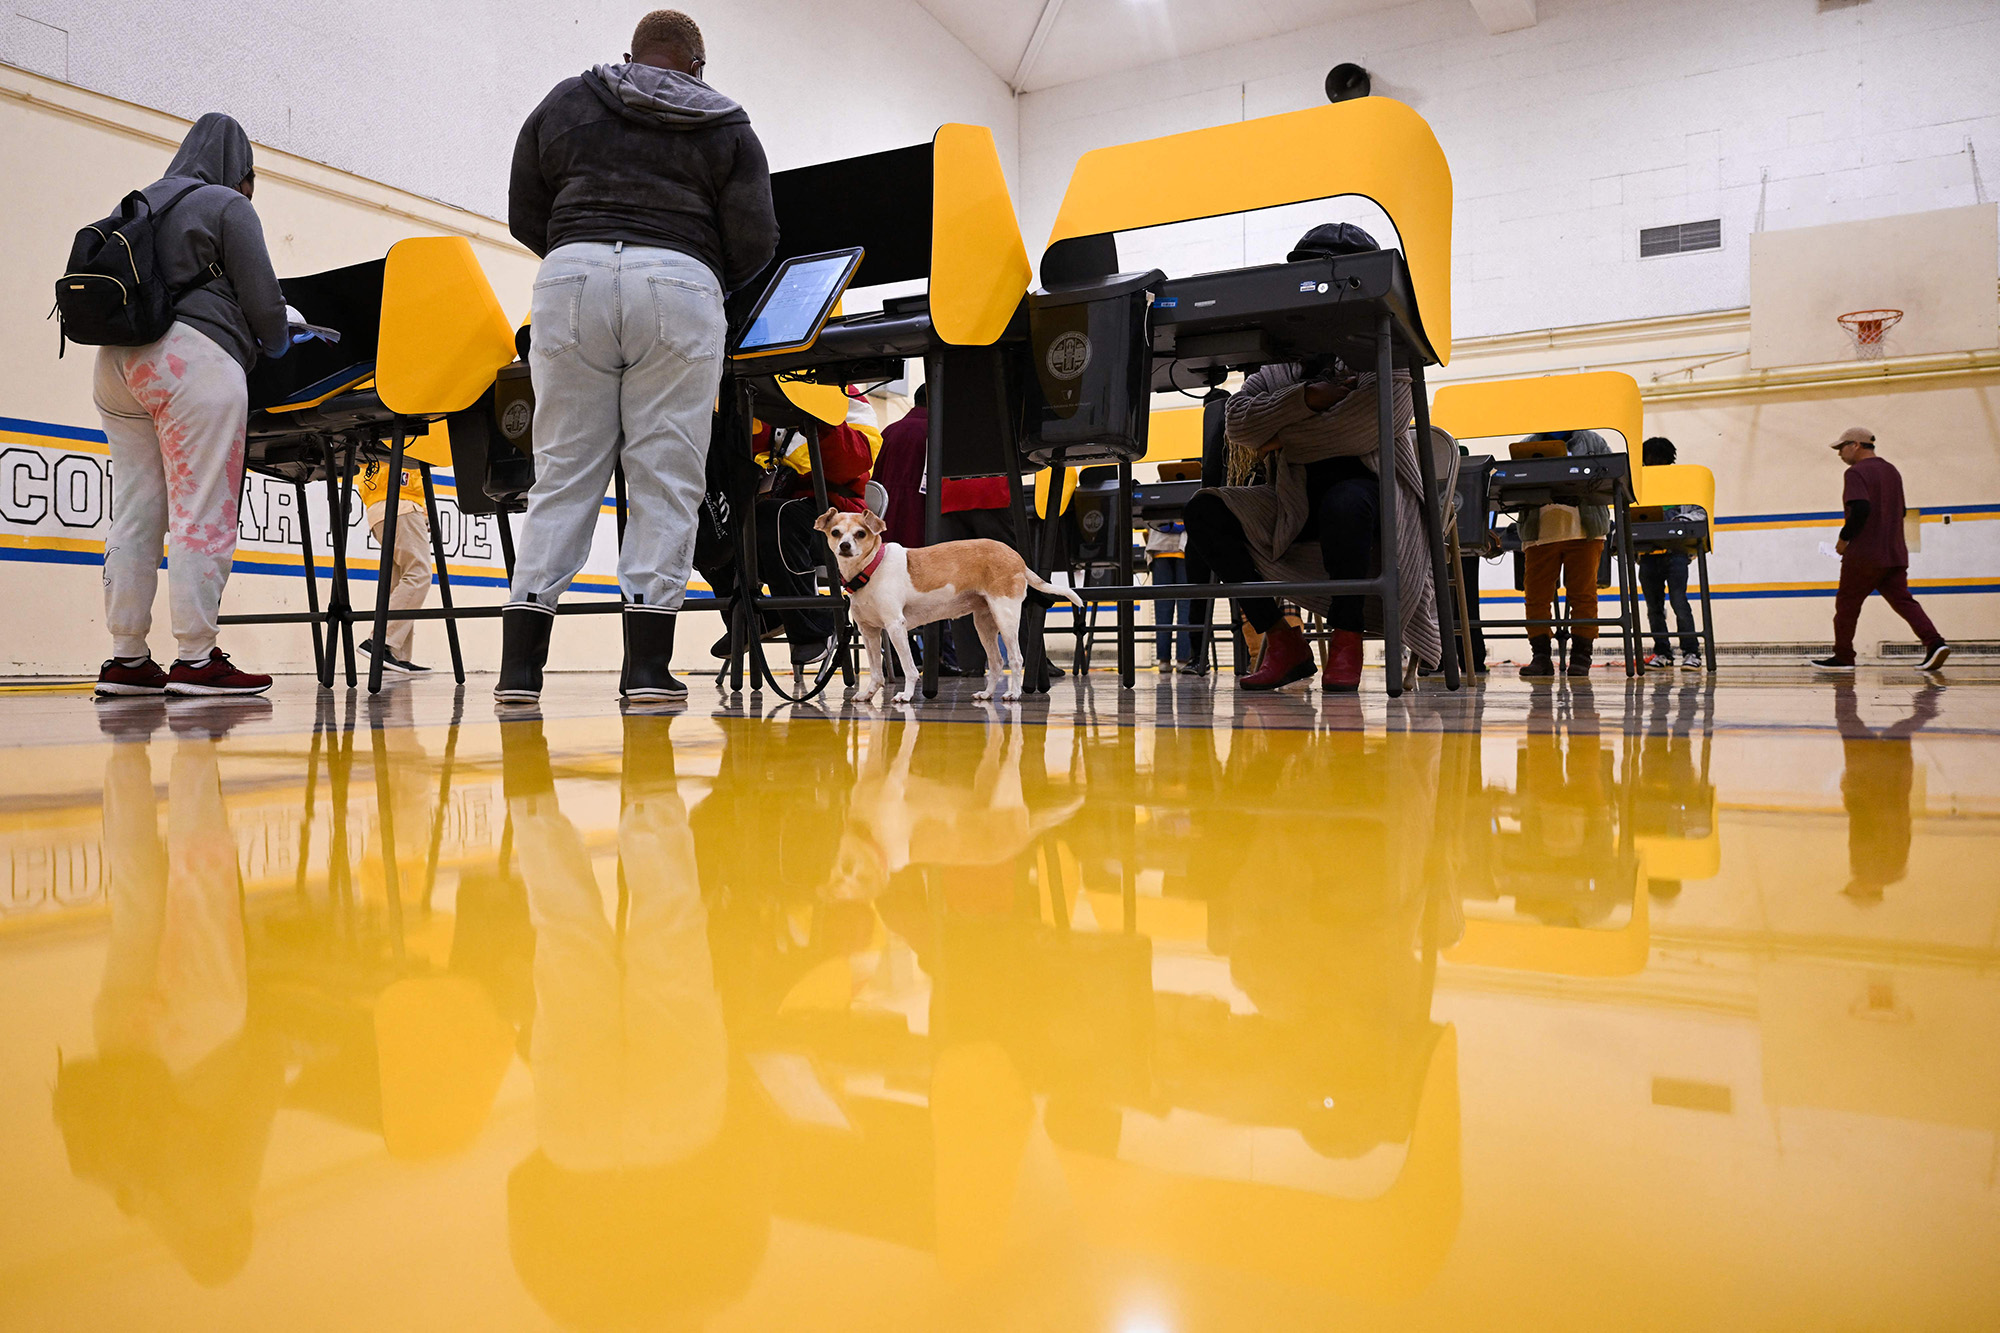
[1640,219,1722,257]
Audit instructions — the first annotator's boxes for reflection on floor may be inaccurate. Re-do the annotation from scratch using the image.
[1,670,1996,1330]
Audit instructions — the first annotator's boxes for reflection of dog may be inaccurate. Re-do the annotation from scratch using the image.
[827,715,1084,899]
[815,508,1081,704]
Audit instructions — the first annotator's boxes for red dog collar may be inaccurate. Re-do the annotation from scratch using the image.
[842,546,885,592]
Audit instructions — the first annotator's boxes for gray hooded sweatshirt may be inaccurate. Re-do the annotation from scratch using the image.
[509,63,777,292]
[141,113,288,371]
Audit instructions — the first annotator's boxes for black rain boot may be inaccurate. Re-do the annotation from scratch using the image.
[495,605,553,705]
[1566,637,1593,677]
[1520,636,1556,681]
[622,606,687,701]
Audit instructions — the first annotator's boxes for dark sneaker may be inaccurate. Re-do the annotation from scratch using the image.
[166,649,272,696]
[1918,642,1951,673]
[1809,655,1856,672]
[790,634,834,669]
[1175,660,1210,676]
[96,656,167,696]
[361,638,415,674]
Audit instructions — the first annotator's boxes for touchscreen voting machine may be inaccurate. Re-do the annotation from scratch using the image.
[734,248,865,359]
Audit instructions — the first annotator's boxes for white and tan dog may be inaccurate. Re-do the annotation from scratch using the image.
[814,507,1082,703]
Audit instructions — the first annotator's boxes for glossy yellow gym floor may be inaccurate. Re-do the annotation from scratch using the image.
[2,665,1996,1331]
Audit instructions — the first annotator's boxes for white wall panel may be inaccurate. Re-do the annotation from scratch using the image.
[0,0,1019,218]
[1018,0,2000,337]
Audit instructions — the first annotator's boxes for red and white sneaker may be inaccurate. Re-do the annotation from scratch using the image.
[166,649,273,696]
[96,656,168,696]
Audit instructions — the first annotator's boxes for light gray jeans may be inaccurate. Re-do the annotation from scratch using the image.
[94,322,249,662]
[507,243,725,612]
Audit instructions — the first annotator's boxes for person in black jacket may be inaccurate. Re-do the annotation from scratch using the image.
[497,9,778,706]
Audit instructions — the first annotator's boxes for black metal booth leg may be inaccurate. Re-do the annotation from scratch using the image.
[295,477,326,681]
[1697,545,1718,671]
[920,353,945,701]
[1116,460,1136,688]
[420,461,465,683]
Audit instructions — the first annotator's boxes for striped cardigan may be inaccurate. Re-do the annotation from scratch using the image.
[1213,364,1442,670]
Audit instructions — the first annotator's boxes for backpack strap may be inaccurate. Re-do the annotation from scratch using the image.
[150,182,232,299]
[172,261,228,300]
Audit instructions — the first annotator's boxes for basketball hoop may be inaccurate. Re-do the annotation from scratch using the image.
[1837,308,1903,360]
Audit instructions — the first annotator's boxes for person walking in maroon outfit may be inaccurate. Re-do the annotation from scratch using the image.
[1810,427,1950,674]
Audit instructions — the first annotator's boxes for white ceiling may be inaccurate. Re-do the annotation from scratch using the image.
[913,0,1426,94]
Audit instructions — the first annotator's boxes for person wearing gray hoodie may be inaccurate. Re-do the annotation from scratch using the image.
[497,9,779,707]
[92,113,288,700]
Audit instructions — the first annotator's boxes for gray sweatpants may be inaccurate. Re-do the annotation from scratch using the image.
[507,243,725,612]
[94,322,248,662]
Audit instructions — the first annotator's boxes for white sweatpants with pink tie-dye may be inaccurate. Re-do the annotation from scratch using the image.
[94,322,248,664]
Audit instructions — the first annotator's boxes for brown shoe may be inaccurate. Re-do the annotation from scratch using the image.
[1241,622,1315,691]
[1520,637,1556,681]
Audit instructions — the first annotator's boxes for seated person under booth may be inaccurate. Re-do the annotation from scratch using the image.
[1181,224,1442,694]
[700,388,878,667]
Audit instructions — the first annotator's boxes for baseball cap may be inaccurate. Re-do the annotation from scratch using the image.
[1831,426,1875,450]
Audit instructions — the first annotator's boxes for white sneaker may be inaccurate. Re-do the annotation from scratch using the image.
[1643,652,1673,670]
[1682,652,1704,670]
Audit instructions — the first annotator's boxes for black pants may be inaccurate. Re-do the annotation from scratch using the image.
[938,506,1050,675]
[1458,551,1487,670]
[1183,458,1378,634]
[1639,551,1698,656]
[698,495,842,646]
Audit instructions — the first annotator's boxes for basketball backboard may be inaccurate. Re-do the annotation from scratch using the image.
[1748,202,1998,368]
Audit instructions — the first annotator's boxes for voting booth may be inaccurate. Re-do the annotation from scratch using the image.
[1430,371,1649,677]
[714,123,1034,699]
[1026,97,1461,694]
[232,237,516,691]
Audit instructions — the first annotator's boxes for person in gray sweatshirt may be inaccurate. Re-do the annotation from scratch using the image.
[496,8,778,707]
[93,112,288,700]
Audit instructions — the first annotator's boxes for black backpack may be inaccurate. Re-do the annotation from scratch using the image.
[53,182,224,356]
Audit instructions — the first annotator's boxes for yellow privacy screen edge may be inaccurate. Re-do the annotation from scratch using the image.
[376,236,517,417]
[1431,371,1648,505]
[930,123,1031,347]
[1044,98,1452,363]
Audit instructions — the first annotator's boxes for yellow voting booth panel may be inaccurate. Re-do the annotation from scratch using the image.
[1431,371,1649,507]
[930,123,1033,348]
[376,236,518,418]
[1143,406,1205,465]
[1638,463,1718,543]
[1045,96,1453,363]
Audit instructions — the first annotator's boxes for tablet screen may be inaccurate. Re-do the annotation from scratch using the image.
[736,249,864,356]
